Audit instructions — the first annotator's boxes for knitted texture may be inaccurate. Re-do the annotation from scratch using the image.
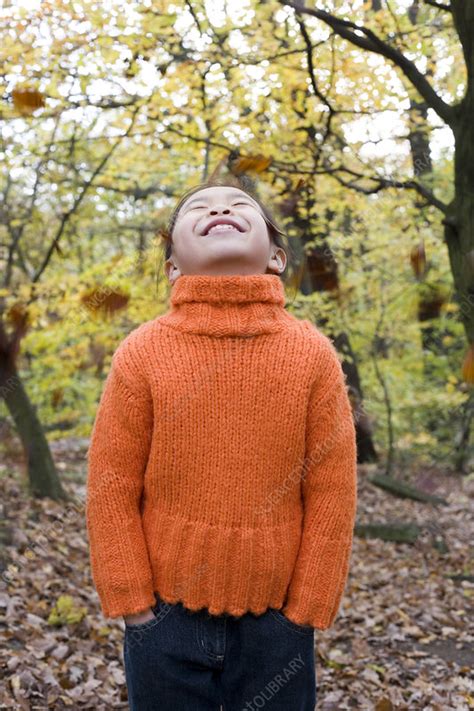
[86,273,358,630]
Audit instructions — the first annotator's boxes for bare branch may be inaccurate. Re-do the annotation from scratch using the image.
[325,161,451,217]
[280,1,456,127]
[294,11,335,144]
[31,107,141,286]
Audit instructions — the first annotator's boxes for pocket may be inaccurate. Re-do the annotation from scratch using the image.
[269,608,314,636]
[124,595,174,632]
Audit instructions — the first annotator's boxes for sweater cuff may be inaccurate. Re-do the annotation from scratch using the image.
[281,532,353,631]
[281,602,335,631]
[98,585,157,619]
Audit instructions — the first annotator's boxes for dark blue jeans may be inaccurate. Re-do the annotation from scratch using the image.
[123,592,317,710]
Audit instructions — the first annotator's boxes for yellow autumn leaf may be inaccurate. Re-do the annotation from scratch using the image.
[47,594,87,626]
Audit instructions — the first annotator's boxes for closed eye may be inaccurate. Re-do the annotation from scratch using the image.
[189,201,253,210]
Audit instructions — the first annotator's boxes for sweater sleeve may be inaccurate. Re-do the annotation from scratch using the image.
[85,343,156,619]
[281,335,358,630]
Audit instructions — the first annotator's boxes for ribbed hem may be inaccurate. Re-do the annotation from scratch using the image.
[142,507,304,618]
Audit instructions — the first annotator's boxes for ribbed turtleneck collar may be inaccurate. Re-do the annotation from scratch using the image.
[158,273,290,337]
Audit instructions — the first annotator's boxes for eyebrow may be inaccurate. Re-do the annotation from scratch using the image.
[182,192,260,211]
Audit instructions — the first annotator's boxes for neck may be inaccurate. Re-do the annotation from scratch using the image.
[159,273,290,337]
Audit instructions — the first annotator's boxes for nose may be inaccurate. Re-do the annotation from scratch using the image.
[209,205,232,214]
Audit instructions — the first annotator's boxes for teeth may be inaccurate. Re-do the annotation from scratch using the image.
[207,224,239,234]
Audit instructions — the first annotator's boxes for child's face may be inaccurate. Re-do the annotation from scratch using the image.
[165,186,286,281]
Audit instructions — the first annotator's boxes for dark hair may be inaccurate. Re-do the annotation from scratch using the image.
[159,178,292,279]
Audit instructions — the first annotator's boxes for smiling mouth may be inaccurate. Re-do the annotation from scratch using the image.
[204,224,245,235]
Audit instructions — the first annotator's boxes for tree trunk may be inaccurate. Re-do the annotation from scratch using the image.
[406,2,458,447]
[299,208,378,463]
[453,388,474,472]
[333,331,378,462]
[0,358,68,501]
[450,3,474,347]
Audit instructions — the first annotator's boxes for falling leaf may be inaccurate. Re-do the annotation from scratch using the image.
[410,240,426,279]
[80,287,130,316]
[12,86,46,114]
[230,154,273,175]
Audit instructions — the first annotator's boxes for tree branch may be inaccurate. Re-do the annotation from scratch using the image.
[325,161,451,217]
[280,1,456,127]
[423,0,451,11]
[31,107,141,285]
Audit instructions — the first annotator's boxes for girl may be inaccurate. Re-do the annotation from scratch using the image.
[86,179,358,710]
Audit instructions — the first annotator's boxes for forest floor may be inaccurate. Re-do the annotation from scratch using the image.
[0,440,473,710]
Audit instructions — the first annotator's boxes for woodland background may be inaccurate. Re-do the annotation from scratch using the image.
[0,1,473,709]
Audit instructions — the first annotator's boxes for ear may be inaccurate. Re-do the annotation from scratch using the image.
[164,259,182,284]
[267,247,287,274]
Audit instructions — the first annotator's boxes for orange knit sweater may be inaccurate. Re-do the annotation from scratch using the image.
[86,273,358,630]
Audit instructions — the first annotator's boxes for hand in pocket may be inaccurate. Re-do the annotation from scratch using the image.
[124,606,155,626]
